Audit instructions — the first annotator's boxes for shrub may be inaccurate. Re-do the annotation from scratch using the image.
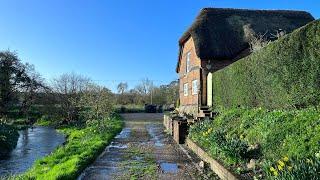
[0,123,19,157]
[211,20,320,109]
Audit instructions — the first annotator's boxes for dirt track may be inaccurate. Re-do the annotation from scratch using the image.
[79,113,216,180]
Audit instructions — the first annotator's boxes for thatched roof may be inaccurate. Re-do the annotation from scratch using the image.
[177,8,314,72]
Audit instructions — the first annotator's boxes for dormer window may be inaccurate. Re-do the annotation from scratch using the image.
[186,52,191,73]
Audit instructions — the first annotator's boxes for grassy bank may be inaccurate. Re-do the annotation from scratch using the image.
[189,107,320,179]
[17,114,123,180]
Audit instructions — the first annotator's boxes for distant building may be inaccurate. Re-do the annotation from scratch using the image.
[176,8,314,117]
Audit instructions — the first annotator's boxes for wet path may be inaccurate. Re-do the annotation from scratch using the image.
[79,113,205,180]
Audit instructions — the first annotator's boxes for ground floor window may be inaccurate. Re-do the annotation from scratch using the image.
[192,80,198,95]
[184,83,188,96]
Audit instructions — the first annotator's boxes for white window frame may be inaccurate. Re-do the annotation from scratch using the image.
[192,80,198,95]
[183,83,188,96]
[186,52,191,73]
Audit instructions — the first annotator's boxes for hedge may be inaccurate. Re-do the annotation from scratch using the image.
[211,20,320,109]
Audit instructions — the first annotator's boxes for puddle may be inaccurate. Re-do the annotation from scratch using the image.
[146,125,164,147]
[108,142,128,149]
[155,142,164,147]
[159,162,179,173]
[115,128,131,139]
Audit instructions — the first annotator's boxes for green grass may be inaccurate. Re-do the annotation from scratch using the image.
[211,19,320,109]
[20,115,123,180]
[189,107,320,179]
[34,118,57,127]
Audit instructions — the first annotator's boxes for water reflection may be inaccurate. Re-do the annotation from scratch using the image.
[0,126,65,176]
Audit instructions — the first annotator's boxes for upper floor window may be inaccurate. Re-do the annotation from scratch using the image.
[184,83,188,96]
[192,80,198,95]
[186,52,191,73]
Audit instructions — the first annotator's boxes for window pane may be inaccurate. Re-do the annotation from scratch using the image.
[186,52,191,73]
[184,83,188,96]
[192,80,197,95]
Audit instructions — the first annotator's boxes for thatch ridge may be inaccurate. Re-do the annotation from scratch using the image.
[176,8,314,72]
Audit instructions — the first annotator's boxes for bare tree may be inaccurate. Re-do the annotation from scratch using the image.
[52,73,91,123]
[117,82,128,94]
[135,78,154,104]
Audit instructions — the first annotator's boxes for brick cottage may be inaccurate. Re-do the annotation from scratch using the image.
[176,8,314,118]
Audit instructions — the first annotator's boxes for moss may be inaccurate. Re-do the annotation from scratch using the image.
[211,20,320,109]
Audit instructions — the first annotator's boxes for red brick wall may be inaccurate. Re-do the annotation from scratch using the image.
[178,37,201,106]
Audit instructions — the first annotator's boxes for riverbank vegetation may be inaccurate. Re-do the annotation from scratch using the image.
[0,123,19,158]
[22,115,123,179]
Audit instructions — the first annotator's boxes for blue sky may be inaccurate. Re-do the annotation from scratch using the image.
[0,0,319,91]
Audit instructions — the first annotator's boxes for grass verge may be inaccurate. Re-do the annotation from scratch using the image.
[18,114,123,180]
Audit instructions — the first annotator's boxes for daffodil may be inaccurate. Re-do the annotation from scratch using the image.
[270,166,276,172]
[278,160,285,167]
[202,132,206,136]
[282,156,289,162]
[277,164,283,171]
[273,171,278,176]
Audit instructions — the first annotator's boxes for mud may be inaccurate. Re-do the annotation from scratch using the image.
[78,113,218,180]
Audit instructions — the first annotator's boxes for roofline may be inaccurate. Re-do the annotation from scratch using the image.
[178,7,314,43]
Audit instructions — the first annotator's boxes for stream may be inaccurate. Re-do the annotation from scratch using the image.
[0,126,65,177]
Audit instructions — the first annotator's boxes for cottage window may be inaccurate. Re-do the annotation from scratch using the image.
[186,52,191,73]
[192,80,198,95]
[184,83,188,96]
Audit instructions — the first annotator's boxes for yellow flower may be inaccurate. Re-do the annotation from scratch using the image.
[287,166,293,171]
[202,132,206,136]
[278,160,285,167]
[273,171,278,176]
[269,167,276,172]
[277,164,283,171]
[282,156,289,162]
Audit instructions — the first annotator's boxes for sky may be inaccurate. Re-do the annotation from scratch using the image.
[0,0,319,92]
